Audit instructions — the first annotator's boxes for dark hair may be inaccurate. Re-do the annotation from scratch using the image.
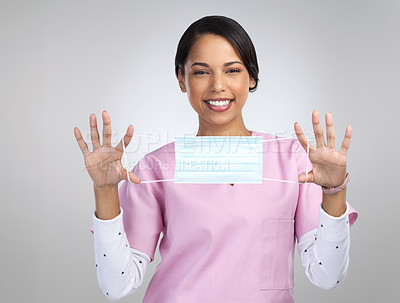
[174,15,260,92]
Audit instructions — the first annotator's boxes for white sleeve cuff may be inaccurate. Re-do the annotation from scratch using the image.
[92,208,127,249]
[318,202,350,242]
[92,208,123,235]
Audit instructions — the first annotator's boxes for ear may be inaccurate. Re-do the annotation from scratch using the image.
[177,68,187,93]
[249,76,256,89]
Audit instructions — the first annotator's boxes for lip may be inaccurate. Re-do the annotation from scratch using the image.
[204,98,233,101]
[204,99,234,112]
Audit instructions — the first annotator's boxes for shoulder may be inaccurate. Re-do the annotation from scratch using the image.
[251,130,301,152]
[144,141,175,160]
[137,141,175,174]
[129,141,175,181]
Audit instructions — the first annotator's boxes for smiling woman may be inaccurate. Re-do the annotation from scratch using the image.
[177,34,255,135]
[174,15,259,91]
[74,15,358,303]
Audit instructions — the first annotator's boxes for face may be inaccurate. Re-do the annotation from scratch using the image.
[178,34,255,130]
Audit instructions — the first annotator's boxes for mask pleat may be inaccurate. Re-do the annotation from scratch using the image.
[174,136,263,184]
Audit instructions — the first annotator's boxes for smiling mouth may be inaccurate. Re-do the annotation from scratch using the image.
[204,99,234,107]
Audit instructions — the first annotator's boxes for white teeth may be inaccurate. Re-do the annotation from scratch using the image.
[206,100,231,107]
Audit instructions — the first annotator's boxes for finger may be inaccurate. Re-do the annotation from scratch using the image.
[312,110,326,148]
[294,122,315,152]
[102,110,112,148]
[339,124,352,156]
[325,112,336,149]
[116,125,134,153]
[121,168,141,184]
[298,171,315,183]
[90,114,101,151]
[74,127,90,157]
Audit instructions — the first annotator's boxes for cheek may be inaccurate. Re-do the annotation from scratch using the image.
[186,84,200,108]
[187,78,205,98]
[233,78,250,95]
[241,75,251,88]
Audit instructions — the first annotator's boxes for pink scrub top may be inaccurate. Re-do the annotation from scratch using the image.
[119,131,358,303]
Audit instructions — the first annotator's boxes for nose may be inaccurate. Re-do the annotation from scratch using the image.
[210,73,225,93]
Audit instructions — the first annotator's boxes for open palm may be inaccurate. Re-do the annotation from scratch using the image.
[294,110,351,188]
[74,110,141,188]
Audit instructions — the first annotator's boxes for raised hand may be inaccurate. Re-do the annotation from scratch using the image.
[294,110,352,188]
[74,110,141,188]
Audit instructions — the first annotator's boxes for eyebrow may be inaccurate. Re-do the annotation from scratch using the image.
[190,61,244,68]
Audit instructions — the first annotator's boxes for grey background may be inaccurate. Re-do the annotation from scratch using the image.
[1,0,399,302]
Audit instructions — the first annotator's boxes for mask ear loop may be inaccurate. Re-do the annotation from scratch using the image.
[305,137,310,184]
[121,134,311,184]
[260,136,311,184]
[121,133,176,184]
[121,136,133,184]
[140,179,176,183]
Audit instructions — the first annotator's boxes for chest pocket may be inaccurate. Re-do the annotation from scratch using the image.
[260,219,295,290]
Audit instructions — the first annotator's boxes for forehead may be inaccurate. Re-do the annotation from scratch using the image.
[186,34,242,66]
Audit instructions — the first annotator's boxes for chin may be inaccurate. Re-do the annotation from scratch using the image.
[206,116,235,127]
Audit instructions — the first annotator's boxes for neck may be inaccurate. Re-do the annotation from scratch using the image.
[196,115,251,137]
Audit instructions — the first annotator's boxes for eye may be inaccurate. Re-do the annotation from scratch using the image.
[227,68,241,73]
[193,70,208,75]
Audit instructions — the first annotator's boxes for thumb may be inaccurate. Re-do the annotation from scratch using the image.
[298,171,315,183]
[121,168,141,184]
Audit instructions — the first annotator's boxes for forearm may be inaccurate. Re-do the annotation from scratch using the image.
[321,186,347,217]
[93,183,121,220]
[93,208,150,301]
[298,204,350,290]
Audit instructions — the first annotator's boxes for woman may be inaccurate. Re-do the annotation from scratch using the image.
[74,15,357,303]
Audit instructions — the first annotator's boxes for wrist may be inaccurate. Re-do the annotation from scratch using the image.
[93,183,118,193]
[93,183,120,220]
[321,172,350,195]
[322,186,347,217]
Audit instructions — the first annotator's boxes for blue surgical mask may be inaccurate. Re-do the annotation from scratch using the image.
[122,135,309,185]
[174,136,263,183]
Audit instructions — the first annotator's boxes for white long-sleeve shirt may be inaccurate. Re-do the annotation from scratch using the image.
[92,203,351,301]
